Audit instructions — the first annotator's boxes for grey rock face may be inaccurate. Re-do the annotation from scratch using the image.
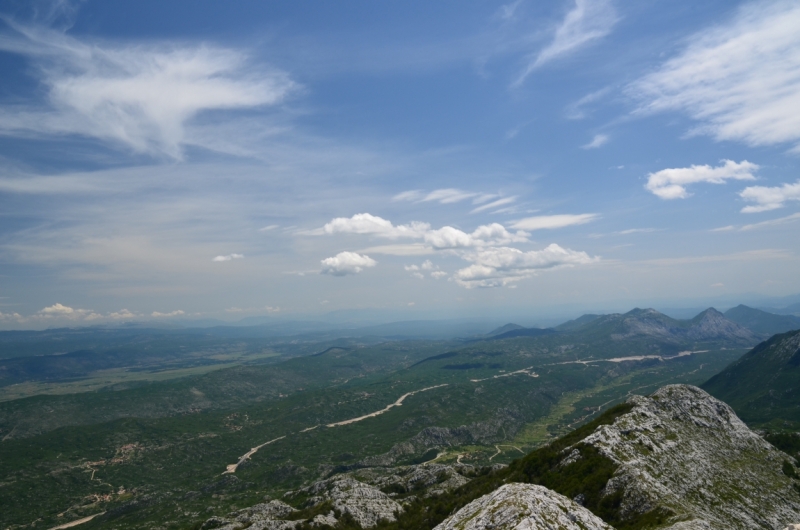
[352,462,471,498]
[293,476,401,527]
[434,483,612,530]
[202,500,298,530]
[576,384,800,529]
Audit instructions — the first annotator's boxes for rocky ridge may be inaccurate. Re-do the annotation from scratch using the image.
[569,385,800,529]
[202,463,476,529]
[434,483,612,530]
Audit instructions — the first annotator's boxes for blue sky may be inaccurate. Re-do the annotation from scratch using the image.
[1,0,799,328]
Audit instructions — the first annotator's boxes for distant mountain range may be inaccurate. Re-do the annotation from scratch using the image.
[488,304,800,347]
[724,304,800,336]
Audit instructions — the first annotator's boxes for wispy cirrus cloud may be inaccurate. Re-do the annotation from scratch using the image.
[581,134,608,149]
[392,188,498,205]
[628,0,800,151]
[0,21,296,159]
[470,196,517,214]
[645,160,758,200]
[740,212,800,231]
[509,213,598,231]
[513,0,618,87]
[739,180,800,213]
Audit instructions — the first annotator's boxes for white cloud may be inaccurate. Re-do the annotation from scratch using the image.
[392,190,423,202]
[470,196,517,214]
[0,23,295,159]
[565,87,611,120]
[318,214,527,248]
[40,302,76,315]
[259,225,279,232]
[739,180,800,213]
[322,213,430,239]
[510,213,598,231]
[422,188,478,204]
[405,259,438,279]
[617,228,658,235]
[320,251,377,276]
[108,309,136,319]
[645,160,758,200]
[265,306,281,313]
[151,310,185,317]
[582,134,609,149]
[453,244,598,288]
[628,1,800,151]
[317,214,596,288]
[36,303,132,321]
[357,244,435,256]
[514,0,618,86]
[740,212,800,231]
[423,223,528,249]
[212,253,244,262]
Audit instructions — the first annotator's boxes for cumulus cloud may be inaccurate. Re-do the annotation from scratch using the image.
[320,252,377,276]
[0,22,295,158]
[108,309,136,319]
[212,253,244,262]
[628,1,800,151]
[510,213,598,231]
[35,303,137,321]
[318,214,527,249]
[739,180,800,213]
[514,0,618,86]
[317,214,596,287]
[453,244,598,288]
[645,160,758,199]
[151,310,185,317]
[321,213,429,239]
[582,134,609,149]
[405,259,442,279]
[40,302,76,315]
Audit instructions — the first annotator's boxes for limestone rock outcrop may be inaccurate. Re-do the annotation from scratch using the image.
[434,483,612,530]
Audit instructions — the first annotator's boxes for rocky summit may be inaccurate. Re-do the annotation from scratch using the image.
[573,385,800,528]
[434,483,612,530]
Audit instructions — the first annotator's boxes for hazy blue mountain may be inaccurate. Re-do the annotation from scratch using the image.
[724,304,800,336]
[564,307,757,347]
[486,323,526,336]
[554,314,602,331]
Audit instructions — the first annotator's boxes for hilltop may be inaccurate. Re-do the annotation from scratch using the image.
[703,329,800,429]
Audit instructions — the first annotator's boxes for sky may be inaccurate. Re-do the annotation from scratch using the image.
[0,0,799,329]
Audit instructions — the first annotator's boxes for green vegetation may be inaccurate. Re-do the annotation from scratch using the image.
[376,404,670,530]
[703,329,800,429]
[0,310,759,529]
